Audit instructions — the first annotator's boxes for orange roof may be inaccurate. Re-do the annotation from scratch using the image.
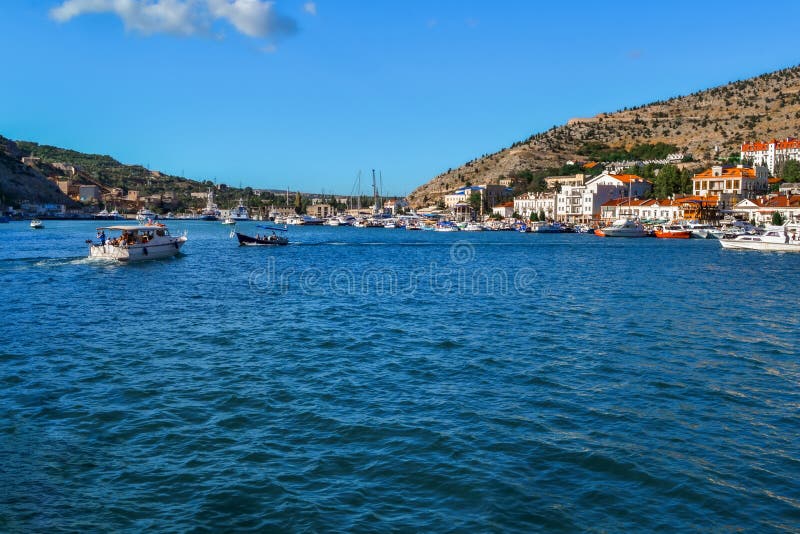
[495,201,514,208]
[583,161,599,169]
[693,166,757,179]
[752,195,800,208]
[741,137,800,151]
[768,177,783,184]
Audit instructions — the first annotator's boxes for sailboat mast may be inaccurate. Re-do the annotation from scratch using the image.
[372,169,379,215]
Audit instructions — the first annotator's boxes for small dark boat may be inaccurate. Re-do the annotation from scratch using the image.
[234,224,289,246]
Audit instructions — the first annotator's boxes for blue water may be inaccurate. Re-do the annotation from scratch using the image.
[1,220,799,531]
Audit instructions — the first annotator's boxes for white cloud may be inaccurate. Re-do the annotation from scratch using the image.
[303,2,316,16]
[50,0,204,36]
[50,0,297,39]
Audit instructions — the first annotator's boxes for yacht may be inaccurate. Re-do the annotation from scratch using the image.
[719,226,800,252]
[136,208,158,222]
[88,223,187,262]
[596,218,650,238]
[464,222,484,231]
[221,216,236,225]
[684,220,716,239]
[30,218,44,229]
[230,198,250,221]
[287,214,324,225]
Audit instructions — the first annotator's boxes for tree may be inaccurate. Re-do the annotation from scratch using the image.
[468,192,483,214]
[781,160,800,182]
[538,209,546,221]
[772,211,786,226]
[294,191,303,214]
[530,211,539,222]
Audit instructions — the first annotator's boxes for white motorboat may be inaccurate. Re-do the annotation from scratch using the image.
[221,217,236,225]
[719,226,800,252]
[435,221,460,232]
[463,222,484,231]
[287,214,324,225]
[230,198,250,221]
[596,218,650,238]
[136,208,158,222]
[30,218,44,229]
[89,223,187,262]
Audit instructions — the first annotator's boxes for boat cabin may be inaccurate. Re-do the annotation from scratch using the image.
[97,225,171,246]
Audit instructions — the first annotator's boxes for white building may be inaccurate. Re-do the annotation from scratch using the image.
[731,194,800,225]
[514,192,555,220]
[556,172,652,223]
[741,138,800,174]
[600,198,683,222]
[491,202,515,218]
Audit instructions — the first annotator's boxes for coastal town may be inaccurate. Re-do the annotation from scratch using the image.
[5,138,800,233]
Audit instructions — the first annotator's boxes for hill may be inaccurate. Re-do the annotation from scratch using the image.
[406,64,800,207]
[0,137,77,207]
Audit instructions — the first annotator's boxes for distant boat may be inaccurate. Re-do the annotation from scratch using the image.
[30,218,44,229]
[230,197,250,221]
[434,221,460,232]
[287,214,324,225]
[221,216,236,225]
[136,208,158,222]
[464,222,484,231]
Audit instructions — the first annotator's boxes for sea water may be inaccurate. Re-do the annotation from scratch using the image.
[1,221,798,531]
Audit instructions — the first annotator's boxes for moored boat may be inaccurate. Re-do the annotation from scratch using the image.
[719,226,800,252]
[596,218,649,237]
[654,223,692,239]
[88,223,187,262]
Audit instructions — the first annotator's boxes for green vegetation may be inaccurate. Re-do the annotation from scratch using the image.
[577,142,680,162]
[651,164,693,198]
[772,211,786,226]
[780,160,800,182]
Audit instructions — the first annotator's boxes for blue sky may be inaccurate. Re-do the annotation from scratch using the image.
[2,1,800,196]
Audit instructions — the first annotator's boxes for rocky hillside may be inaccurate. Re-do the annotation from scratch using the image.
[407,64,800,207]
[0,137,77,206]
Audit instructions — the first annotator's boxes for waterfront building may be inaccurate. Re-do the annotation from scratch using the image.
[731,194,800,225]
[692,165,769,208]
[741,138,800,174]
[307,203,333,219]
[600,198,682,222]
[491,202,515,218]
[556,172,652,224]
[514,192,555,220]
[443,184,513,210]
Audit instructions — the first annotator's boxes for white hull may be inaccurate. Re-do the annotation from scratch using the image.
[719,240,800,252]
[89,236,187,262]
